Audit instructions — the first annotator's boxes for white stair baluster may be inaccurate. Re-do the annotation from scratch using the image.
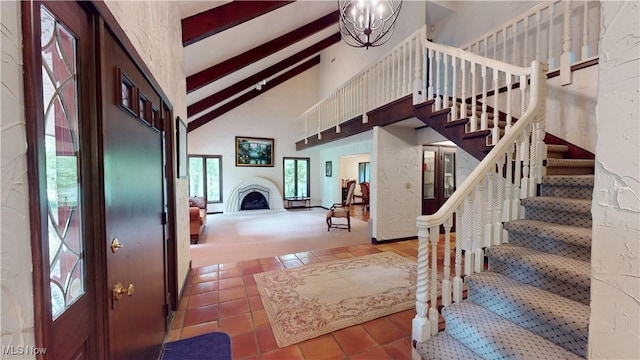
[413,226,431,343]
[442,216,453,307]
[429,226,440,335]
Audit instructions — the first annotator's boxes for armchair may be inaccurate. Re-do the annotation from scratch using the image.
[326,181,356,232]
[360,181,370,212]
[189,196,207,244]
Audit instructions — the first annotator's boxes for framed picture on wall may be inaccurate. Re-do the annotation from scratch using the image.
[325,161,332,177]
[176,116,188,178]
[235,136,274,167]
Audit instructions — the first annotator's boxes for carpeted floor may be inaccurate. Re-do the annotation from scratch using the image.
[254,252,417,347]
[190,208,370,267]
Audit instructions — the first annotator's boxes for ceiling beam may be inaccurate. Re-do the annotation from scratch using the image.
[181,1,294,47]
[186,10,338,94]
[188,55,321,132]
[187,33,340,118]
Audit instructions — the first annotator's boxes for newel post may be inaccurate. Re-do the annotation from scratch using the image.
[412,223,431,343]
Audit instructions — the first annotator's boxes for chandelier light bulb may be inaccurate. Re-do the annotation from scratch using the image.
[339,0,402,49]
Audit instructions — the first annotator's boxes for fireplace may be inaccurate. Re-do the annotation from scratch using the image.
[240,190,270,210]
[225,177,285,215]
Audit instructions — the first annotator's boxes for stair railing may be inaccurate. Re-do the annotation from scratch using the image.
[296,27,426,143]
[412,56,547,346]
[459,0,599,85]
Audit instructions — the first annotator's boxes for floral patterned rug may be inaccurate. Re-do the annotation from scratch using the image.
[254,252,417,348]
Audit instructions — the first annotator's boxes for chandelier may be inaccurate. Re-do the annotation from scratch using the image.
[338,0,402,49]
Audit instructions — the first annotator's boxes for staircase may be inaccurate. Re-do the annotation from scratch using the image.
[414,147,594,359]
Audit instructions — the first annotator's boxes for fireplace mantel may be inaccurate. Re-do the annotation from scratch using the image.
[225,177,285,215]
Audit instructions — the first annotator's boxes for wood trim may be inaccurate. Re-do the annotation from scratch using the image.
[22,1,50,356]
[187,33,341,117]
[188,55,321,132]
[186,10,339,93]
[181,1,293,46]
[295,95,418,150]
[89,2,173,110]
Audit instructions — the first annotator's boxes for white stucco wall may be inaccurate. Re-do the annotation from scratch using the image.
[588,1,640,359]
[187,68,322,212]
[1,1,37,354]
[372,126,422,241]
[103,1,190,291]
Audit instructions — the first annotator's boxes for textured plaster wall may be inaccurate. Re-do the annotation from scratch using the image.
[0,1,37,355]
[103,1,190,290]
[373,126,421,241]
[588,1,640,359]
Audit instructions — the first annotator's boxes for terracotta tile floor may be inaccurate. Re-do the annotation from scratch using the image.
[168,240,426,359]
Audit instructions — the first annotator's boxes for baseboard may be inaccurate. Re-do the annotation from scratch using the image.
[172,260,192,313]
[371,236,418,244]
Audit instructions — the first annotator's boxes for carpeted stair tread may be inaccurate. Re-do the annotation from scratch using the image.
[465,271,589,357]
[415,332,483,360]
[540,175,595,200]
[522,197,591,213]
[442,300,583,359]
[486,244,590,304]
[504,219,591,261]
[486,244,590,287]
[546,159,594,175]
[546,158,595,168]
[547,144,569,157]
[522,197,592,228]
[541,175,594,187]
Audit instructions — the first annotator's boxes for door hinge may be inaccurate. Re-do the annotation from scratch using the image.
[163,303,169,316]
[161,212,167,225]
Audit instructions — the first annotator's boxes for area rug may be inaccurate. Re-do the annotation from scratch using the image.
[254,252,417,348]
[161,332,231,360]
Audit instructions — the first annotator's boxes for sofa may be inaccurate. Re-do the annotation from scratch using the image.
[189,196,207,244]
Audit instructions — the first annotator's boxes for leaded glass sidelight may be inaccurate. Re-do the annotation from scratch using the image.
[41,6,85,319]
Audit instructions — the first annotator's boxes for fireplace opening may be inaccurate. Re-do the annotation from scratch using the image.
[241,191,270,211]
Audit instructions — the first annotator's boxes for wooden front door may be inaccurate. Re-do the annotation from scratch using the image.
[102,27,167,359]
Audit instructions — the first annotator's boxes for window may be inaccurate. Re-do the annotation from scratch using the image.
[283,158,310,198]
[358,162,370,183]
[41,5,85,318]
[189,155,222,203]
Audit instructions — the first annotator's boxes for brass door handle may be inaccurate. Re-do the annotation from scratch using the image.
[111,238,124,253]
[113,282,135,301]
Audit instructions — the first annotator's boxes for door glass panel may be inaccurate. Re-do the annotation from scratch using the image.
[443,152,456,198]
[41,6,84,319]
[423,150,435,199]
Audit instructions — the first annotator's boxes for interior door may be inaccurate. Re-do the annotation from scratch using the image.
[422,145,457,228]
[422,146,439,215]
[102,27,167,359]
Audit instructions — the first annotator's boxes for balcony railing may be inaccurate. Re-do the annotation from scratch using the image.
[296,26,426,143]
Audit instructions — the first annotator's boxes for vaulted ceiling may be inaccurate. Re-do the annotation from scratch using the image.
[179,1,340,132]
